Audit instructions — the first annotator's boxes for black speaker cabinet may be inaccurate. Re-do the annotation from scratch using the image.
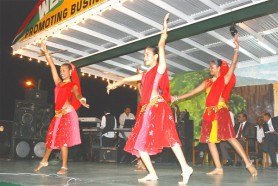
[13,100,53,139]
[35,104,53,139]
[0,120,15,158]
[13,100,36,138]
[99,147,117,162]
[12,138,46,159]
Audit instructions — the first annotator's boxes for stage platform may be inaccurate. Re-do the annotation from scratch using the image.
[0,159,277,186]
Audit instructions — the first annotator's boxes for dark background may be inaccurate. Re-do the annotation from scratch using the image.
[0,0,138,121]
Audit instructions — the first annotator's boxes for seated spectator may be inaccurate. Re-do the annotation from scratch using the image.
[220,112,254,166]
[194,143,209,166]
[255,116,265,165]
[262,112,278,168]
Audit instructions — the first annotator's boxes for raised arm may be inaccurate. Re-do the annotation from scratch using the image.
[106,73,142,94]
[40,42,61,85]
[172,81,206,102]
[157,13,169,74]
[224,33,239,84]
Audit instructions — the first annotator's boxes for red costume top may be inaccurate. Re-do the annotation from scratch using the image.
[140,64,171,106]
[54,64,82,111]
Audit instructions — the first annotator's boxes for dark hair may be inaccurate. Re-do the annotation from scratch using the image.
[145,46,159,61]
[61,63,72,70]
[238,111,247,119]
[262,112,271,118]
[210,59,222,67]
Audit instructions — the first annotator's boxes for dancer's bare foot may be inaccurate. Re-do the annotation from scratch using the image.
[138,174,158,182]
[246,162,257,177]
[206,168,223,175]
[179,167,193,185]
[34,161,48,172]
[57,167,68,175]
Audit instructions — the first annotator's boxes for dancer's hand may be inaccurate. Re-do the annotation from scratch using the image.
[163,13,170,34]
[40,41,48,54]
[136,65,141,74]
[171,95,179,103]
[106,81,117,94]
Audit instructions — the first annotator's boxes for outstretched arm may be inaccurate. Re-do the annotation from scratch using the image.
[136,65,142,96]
[72,85,90,108]
[224,33,239,84]
[40,41,61,85]
[172,81,206,102]
[157,13,169,74]
[106,73,142,94]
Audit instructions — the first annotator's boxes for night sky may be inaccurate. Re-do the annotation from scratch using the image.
[0,0,138,121]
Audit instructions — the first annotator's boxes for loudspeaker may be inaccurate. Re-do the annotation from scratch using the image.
[99,147,117,162]
[0,120,15,158]
[25,89,47,104]
[11,138,46,159]
[13,100,53,139]
[177,111,194,162]
[13,100,36,138]
[35,104,53,139]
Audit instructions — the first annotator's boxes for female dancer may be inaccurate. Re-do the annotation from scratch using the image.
[107,14,193,185]
[34,42,89,174]
[172,33,257,176]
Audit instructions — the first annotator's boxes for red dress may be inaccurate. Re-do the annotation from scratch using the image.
[200,61,236,143]
[46,64,82,149]
[124,65,181,157]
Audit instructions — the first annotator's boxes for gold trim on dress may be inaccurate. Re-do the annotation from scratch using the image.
[55,105,71,117]
[140,95,165,115]
[205,102,227,116]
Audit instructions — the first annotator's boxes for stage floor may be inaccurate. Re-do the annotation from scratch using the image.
[0,159,277,186]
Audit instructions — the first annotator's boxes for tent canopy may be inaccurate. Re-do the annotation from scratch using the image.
[12,0,278,83]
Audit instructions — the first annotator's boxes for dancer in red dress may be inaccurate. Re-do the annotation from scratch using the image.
[107,14,193,185]
[172,33,257,176]
[34,42,89,174]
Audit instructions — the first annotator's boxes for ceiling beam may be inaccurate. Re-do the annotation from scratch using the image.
[72,0,278,68]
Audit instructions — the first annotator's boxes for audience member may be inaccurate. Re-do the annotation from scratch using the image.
[255,116,265,165]
[262,112,278,168]
[220,112,254,166]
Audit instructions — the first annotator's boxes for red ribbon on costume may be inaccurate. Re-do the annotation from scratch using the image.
[70,63,82,110]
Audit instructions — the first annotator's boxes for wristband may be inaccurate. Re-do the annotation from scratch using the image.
[174,95,179,102]
[80,97,86,103]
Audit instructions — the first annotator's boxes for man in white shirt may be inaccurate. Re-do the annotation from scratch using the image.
[118,106,135,163]
[255,116,265,165]
[100,108,117,147]
[220,112,254,166]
